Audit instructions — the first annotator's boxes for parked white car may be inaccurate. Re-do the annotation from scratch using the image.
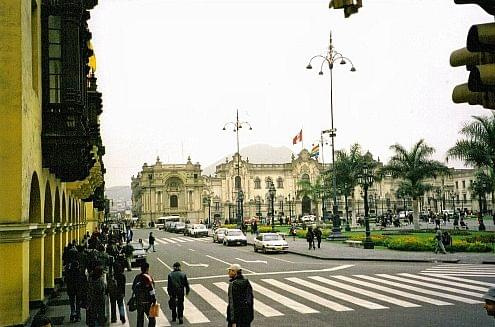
[213,228,228,243]
[301,215,316,222]
[254,233,289,253]
[223,229,247,246]
[186,224,208,237]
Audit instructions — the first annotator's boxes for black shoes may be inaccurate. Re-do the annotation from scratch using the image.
[179,318,184,324]
[172,317,176,322]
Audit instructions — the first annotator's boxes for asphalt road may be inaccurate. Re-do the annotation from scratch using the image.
[120,228,495,327]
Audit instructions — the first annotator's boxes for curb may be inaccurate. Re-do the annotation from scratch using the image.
[246,241,461,263]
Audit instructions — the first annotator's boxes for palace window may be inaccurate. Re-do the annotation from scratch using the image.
[254,177,261,189]
[462,180,466,188]
[235,176,241,189]
[48,16,62,103]
[170,195,178,208]
[301,173,310,182]
[277,177,283,189]
[265,177,273,189]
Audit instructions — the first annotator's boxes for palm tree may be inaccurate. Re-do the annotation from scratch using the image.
[381,139,449,229]
[326,144,362,230]
[470,169,494,214]
[447,113,495,172]
[448,113,495,213]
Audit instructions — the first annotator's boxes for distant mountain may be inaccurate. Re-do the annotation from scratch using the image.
[105,185,132,202]
[202,144,294,176]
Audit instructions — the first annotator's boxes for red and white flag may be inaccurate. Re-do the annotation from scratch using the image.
[292,129,303,145]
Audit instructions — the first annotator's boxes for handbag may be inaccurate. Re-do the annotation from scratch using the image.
[127,293,137,312]
[149,303,160,317]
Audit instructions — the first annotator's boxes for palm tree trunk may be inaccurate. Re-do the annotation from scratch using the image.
[344,195,349,225]
[413,198,420,229]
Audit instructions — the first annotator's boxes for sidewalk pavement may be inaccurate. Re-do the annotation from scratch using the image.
[244,233,495,264]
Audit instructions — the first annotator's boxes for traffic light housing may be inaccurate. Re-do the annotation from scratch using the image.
[329,0,362,18]
[451,21,495,109]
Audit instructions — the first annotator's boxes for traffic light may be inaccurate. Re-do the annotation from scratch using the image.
[329,0,362,18]
[451,1,495,109]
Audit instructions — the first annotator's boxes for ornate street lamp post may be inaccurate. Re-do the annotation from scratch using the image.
[306,32,356,228]
[269,182,276,231]
[358,164,374,249]
[223,110,252,230]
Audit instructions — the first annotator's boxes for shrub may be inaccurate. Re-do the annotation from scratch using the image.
[258,226,279,233]
[347,234,389,246]
[222,224,238,229]
[465,234,495,243]
[296,229,307,238]
[384,236,434,251]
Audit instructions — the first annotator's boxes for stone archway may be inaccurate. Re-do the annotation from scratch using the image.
[54,187,60,223]
[29,172,41,223]
[302,196,311,216]
[44,182,53,223]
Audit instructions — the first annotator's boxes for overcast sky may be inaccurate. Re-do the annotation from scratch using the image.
[88,0,493,188]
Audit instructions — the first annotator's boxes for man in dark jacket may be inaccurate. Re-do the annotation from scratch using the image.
[147,232,156,252]
[167,262,190,324]
[226,264,254,327]
[132,262,156,327]
[109,262,126,323]
[306,226,315,250]
[314,227,322,249]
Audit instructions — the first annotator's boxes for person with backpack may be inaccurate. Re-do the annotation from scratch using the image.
[132,262,156,327]
[147,232,156,252]
[109,262,126,324]
[434,229,447,254]
[226,264,254,327]
[167,262,190,324]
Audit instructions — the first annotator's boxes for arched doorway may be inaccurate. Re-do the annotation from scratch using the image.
[44,184,55,290]
[28,173,44,302]
[302,196,311,216]
[29,173,41,223]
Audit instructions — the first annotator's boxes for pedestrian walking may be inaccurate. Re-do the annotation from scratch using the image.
[65,258,83,322]
[123,241,134,271]
[434,214,441,229]
[482,286,495,320]
[132,262,157,327]
[109,263,126,324]
[147,232,156,252]
[289,225,296,241]
[434,229,447,254]
[306,226,315,250]
[226,264,254,327]
[167,262,190,324]
[86,266,107,327]
[314,227,322,249]
[453,213,459,230]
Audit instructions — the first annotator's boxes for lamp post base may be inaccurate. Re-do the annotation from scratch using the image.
[363,238,374,249]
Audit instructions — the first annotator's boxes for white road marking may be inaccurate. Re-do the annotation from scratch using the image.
[155,238,169,245]
[377,274,484,298]
[287,277,388,309]
[263,279,353,312]
[204,255,256,274]
[424,274,495,287]
[357,275,482,304]
[162,288,210,324]
[214,282,284,317]
[333,275,452,306]
[176,237,195,242]
[170,237,187,243]
[398,273,488,292]
[235,258,267,264]
[189,248,196,252]
[309,276,420,308]
[181,261,209,268]
[162,238,177,244]
[268,257,295,264]
[249,281,318,314]
[190,284,227,317]
[157,258,173,271]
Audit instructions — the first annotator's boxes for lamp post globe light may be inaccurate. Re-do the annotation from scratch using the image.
[358,164,374,249]
[223,110,252,230]
[306,32,356,232]
[269,182,276,231]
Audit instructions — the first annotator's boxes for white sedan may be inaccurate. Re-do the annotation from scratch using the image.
[223,229,247,246]
[254,233,289,253]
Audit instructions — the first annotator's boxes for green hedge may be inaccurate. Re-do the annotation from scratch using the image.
[384,236,434,251]
[348,234,389,246]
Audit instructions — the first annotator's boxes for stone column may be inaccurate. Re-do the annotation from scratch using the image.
[54,225,63,282]
[29,227,45,305]
[43,225,55,292]
[0,226,31,326]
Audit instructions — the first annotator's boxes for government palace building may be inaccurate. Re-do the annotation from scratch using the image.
[131,150,484,225]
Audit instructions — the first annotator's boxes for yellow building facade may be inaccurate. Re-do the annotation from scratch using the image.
[0,0,105,325]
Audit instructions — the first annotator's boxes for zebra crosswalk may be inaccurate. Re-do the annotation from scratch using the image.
[139,266,495,325]
[421,263,495,277]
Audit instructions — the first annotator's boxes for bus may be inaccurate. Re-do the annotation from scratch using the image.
[156,215,181,230]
